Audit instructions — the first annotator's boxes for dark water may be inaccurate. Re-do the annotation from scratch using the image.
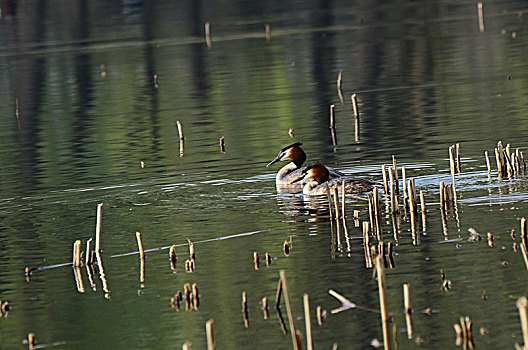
[1,0,528,349]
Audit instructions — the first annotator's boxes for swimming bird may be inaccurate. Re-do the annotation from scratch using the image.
[291,162,377,196]
[266,142,345,188]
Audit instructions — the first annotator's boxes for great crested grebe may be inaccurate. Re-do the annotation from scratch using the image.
[292,162,378,196]
[266,142,344,187]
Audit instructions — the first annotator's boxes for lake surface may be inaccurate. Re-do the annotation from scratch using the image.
[1,0,528,349]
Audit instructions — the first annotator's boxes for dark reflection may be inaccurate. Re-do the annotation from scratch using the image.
[275,195,331,222]
[71,0,94,168]
[310,0,338,153]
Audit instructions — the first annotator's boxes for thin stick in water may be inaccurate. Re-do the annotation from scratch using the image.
[280,270,301,350]
[329,105,335,129]
[304,293,313,350]
[485,151,491,175]
[382,164,389,196]
[337,70,343,90]
[219,137,225,153]
[275,278,283,309]
[403,283,413,339]
[477,2,485,32]
[351,94,359,118]
[177,120,184,157]
[205,22,212,48]
[95,203,103,253]
[72,240,81,267]
[206,319,215,350]
[516,297,528,350]
[242,291,249,328]
[375,256,391,350]
[420,190,426,234]
[136,232,145,259]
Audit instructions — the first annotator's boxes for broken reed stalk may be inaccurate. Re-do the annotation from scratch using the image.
[332,187,340,220]
[177,120,184,157]
[392,156,399,196]
[403,283,413,339]
[95,203,103,253]
[329,105,335,129]
[351,94,359,118]
[205,22,212,48]
[477,2,485,32]
[520,243,528,272]
[242,291,249,328]
[193,283,199,310]
[449,145,458,206]
[85,238,93,266]
[275,278,283,309]
[408,179,416,240]
[262,296,269,319]
[402,167,408,213]
[368,192,376,239]
[420,190,426,234]
[456,143,461,173]
[485,151,491,174]
[136,232,145,259]
[363,221,372,268]
[337,71,343,90]
[206,319,215,350]
[72,240,82,267]
[522,218,527,250]
[495,148,504,178]
[188,239,195,260]
[388,166,399,214]
[341,180,346,221]
[382,165,389,195]
[439,182,448,235]
[375,256,391,350]
[219,137,225,153]
[280,270,301,350]
[304,293,314,350]
[517,297,528,350]
[373,187,382,240]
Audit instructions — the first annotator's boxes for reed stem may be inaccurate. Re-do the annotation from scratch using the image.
[517,297,528,350]
[136,232,145,259]
[351,94,359,118]
[376,256,391,350]
[477,2,485,32]
[304,293,313,350]
[206,319,215,350]
[280,270,301,350]
[95,203,103,253]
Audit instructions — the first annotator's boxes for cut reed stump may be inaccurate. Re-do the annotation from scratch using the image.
[205,22,212,48]
[280,270,301,350]
[304,293,313,350]
[206,319,215,350]
[516,297,528,350]
[403,283,413,339]
[477,2,485,32]
[95,203,103,253]
[375,256,391,350]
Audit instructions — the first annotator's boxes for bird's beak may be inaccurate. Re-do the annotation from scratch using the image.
[290,173,306,184]
[266,157,281,167]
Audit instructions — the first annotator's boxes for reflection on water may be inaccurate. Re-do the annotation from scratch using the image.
[1,0,528,349]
